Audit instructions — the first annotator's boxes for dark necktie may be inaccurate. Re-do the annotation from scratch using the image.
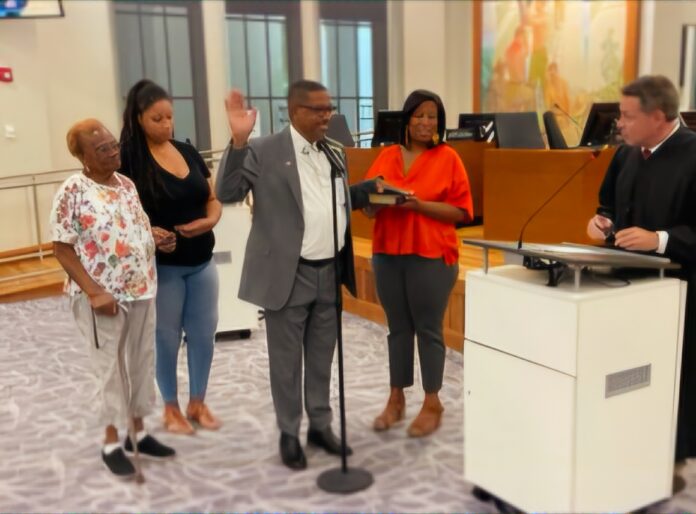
[642,148,652,160]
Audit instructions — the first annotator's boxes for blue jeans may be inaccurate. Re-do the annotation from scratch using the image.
[155,259,219,404]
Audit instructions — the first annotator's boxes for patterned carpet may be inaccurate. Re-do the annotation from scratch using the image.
[1,296,696,513]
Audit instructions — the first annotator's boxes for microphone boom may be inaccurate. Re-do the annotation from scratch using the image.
[516,150,602,249]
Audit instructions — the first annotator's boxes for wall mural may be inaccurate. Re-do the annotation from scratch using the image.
[477,0,638,146]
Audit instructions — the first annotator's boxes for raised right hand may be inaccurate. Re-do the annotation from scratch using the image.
[225,89,257,148]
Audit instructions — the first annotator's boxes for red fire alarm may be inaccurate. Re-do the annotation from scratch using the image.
[0,68,13,83]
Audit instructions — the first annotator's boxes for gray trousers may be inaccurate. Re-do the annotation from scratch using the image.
[71,294,156,427]
[372,254,458,393]
[264,262,338,436]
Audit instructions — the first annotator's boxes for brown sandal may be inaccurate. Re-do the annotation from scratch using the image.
[407,394,444,437]
[186,401,222,430]
[373,387,406,431]
[163,404,195,435]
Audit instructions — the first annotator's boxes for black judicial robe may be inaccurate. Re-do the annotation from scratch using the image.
[598,126,696,460]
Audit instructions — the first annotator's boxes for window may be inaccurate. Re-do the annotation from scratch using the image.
[319,1,387,147]
[113,1,210,149]
[226,1,302,136]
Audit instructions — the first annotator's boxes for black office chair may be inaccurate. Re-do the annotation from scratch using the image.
[326,114,355,147]
[543,111,568,149]
[494,112,546,149]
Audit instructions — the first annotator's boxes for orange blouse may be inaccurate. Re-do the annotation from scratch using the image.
[364,144,473,265]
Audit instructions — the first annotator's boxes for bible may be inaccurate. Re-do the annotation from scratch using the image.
[368,184,411,205]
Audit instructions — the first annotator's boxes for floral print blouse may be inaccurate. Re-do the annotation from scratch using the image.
[50,173,156,301]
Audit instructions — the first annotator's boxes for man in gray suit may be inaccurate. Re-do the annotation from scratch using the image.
[217,81,381,470]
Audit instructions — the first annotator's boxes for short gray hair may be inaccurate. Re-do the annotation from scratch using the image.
[621,75,680,121]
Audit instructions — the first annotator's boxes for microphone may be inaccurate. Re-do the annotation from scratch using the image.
[301,146,310,155]
[553,103,581,129]
[317,139,346,178]
[517,147,604,249]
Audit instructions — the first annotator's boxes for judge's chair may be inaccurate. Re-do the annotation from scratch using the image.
[543,111,568,149]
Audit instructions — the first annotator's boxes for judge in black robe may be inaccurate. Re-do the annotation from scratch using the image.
[589,76,696,464]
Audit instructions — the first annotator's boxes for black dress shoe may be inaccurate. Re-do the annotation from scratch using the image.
[279,432,306,470]
[472,486,493,502]
[307,426,353,456]
[673,473,687,495]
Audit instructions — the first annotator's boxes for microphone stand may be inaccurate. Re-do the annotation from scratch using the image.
[316,141,373,494]
[517,149,602,250]
[553,102,582,139]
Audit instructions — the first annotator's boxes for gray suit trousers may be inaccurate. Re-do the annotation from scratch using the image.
[264,261,338,436]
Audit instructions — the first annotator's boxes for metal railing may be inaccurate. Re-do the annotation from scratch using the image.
[0,148,228,285]
[0,127,374,285]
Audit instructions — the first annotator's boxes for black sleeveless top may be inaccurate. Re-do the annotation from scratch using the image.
[120,139,215,266]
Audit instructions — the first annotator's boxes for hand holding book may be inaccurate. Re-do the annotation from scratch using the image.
[368,180,413,205]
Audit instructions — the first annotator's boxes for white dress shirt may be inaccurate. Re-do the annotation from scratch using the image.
[290,125,347,259]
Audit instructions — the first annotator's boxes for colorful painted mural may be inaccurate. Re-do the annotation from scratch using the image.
[479,0,636,145]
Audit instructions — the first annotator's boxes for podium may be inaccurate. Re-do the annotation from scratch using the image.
[462,240,686,512]
[213,202,259,338]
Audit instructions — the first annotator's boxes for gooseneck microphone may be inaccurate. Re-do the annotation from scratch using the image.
[553,103,581,129]
[317,139,346,178]
[517,148,604,249]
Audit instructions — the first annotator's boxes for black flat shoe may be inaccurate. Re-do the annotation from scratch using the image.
[124,434,176,459]
[280,432,306,470]
[307,426,353,456]
[101,447,135,478]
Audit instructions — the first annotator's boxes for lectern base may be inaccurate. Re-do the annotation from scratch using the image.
[317,467,373,494]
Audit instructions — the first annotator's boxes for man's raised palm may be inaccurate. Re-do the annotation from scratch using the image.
[225,89,257,143]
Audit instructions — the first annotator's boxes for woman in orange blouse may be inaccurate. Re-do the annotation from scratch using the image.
[365,90,473,437]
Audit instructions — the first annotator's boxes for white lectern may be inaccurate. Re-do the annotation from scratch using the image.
[213,202,258,337]
[462,240,686,513]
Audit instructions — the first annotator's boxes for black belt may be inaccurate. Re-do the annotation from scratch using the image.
[299,256,336,267]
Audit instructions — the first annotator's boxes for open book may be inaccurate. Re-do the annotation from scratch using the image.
[368,184,412,205]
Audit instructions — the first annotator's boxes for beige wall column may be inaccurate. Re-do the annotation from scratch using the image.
[386,0,474,122]
[201,0,231,151]
[300,1,322,81]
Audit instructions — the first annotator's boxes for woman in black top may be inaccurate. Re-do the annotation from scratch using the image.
[120,80,222,435]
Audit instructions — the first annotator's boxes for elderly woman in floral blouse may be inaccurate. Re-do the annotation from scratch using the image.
[51,119,175,479]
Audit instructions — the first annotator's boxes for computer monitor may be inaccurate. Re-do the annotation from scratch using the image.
[326,114,355,147]
[578,102,621,147]
[680,111,696,132]
[494,112,546,149]
[457,113,496,143]
[371,110,403,147]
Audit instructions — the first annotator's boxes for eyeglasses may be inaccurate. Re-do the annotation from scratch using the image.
[299,104,337,115]
[95,141,121,154]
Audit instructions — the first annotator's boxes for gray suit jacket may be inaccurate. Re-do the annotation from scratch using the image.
[216,127,375,310]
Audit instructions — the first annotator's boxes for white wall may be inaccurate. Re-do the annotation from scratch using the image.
[640,0,696,93]
[386,0,473,123]
[402,2,448,106]
[0,0,121,176]
[0,0,120,250]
